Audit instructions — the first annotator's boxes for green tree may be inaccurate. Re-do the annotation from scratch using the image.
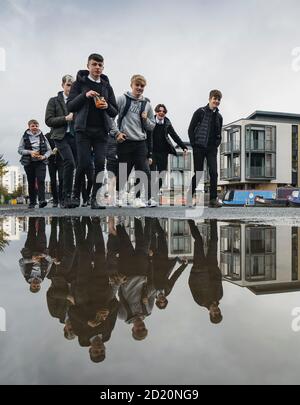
[11,185,23,198]
[0,155,8,203]
[0,154,8,178]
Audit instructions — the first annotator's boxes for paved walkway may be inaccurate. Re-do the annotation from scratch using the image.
[1,204,300,224]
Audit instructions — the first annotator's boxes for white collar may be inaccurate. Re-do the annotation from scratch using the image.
[63,93,68,102]
[156,117,165,125]
[88,74,101,83]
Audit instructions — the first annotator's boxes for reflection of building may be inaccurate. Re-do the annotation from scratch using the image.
[2,166,23,194]
[1,217,24,240]
[219,111,300,192]
[159,219,211,260]
[164,219,193,258]
[219,222,300,295]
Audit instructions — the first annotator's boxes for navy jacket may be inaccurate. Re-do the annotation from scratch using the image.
[188,105,223,148]
[67,70,118,134]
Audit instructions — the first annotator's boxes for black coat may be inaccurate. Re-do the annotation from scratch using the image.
[188,220,223,310]
[153,116,187,156]
[69,298,119,347]
[188,105,223,148]
[67,71,118,134]
[45,92,71,140]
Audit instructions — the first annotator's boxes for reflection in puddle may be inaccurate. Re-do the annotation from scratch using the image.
[1,216,300,383]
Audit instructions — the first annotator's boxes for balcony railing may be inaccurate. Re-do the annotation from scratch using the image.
[220,166,241,180]
[220,141,241,154]
[246,166,276,179]
[245,140,276,152]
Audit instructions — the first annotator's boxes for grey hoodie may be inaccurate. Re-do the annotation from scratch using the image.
[111,92,155,141]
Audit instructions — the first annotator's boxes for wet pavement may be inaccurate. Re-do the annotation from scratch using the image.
[1,215,300,385]
[1,205,300,225]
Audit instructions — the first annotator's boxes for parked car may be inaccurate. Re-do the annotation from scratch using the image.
[222,190,275,207]
[288,190,300,207]
[254,187,298,207]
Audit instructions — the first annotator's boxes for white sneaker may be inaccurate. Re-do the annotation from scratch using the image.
[133,198,147,208]
[116,192,126,207]
[126,191,135,205]
[148,198,158,208]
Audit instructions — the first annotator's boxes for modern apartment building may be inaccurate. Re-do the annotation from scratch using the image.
[1,166,23,194]
[219,111,300,192]
[218,222,300,295]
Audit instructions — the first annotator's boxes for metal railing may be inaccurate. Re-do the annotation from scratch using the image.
[220,141,241,154]
[246,166,276,178]
[220,166,241,180]
[245,140,276,152]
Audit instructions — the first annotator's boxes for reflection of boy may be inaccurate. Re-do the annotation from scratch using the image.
[188,220,223,324]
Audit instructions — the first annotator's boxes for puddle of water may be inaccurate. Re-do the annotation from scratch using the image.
[0,216,300,385]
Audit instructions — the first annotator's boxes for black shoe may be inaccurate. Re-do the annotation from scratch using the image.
[91,199,106,210]
[82,201,88,207]
[72,197,80,208]
[52,202,58,208]
[64,196,75,209]
[87,198,91,206]
[28,203,36,209]
[208,199,222,208]
[39,201,48,209]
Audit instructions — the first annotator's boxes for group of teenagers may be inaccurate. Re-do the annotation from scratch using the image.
[18,53,223,210]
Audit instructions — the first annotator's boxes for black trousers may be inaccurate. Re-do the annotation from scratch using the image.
[117,140,151,200]
[48,160,64,203]
[81,164,94,202]
[25,217,47,254]
[75,128,107,200]
[190,147,218,200]
[24,162,46,204]
[54,134,77,199]
[151,152,169,194]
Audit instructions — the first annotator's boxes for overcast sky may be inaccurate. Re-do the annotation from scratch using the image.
[1,0,300,164]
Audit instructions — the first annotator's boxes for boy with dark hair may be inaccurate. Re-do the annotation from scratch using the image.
[188,90,223,208]
[67,53,118,209]
[188,220,223,324]
[18,120,52,209]
[151,103,188,199]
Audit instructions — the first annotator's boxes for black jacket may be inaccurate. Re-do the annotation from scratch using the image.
[188,105,223,148]
[153,116,187,156]
[188,220,223,310]
[67,70,118,134]
[45,92,71,140]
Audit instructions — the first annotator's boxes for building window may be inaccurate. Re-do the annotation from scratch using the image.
[245,227,276,282]
[292,125,298,186]
[220,226,242,280]
[220,127,241,181]
[245,125,276,180]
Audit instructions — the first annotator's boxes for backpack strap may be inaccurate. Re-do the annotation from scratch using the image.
[140,98,149,134]
[118,95,132,130]
[118,96,150,134]
[23,133,32,151]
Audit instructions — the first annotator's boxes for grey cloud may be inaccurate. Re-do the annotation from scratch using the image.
[1,0,300,164]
